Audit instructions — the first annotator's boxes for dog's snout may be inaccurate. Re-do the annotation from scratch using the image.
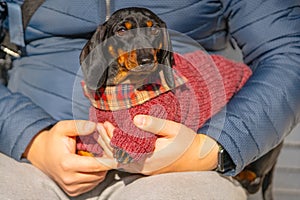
[136,49,154,65]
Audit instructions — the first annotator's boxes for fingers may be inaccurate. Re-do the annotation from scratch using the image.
[63,181,101,197]
[55,120,97,137]
[95,157,119,169]
[130,115,198,174]
[103,121,114,138]
[61,171,106,188]
[133,115,182,137]
[63,154,112,172]
[95,124,114,158]
[59,171,106,197]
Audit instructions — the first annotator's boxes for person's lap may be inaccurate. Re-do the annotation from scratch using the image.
[0,153,247,200]
[0,153,68,200]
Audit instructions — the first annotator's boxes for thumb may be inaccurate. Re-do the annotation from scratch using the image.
[133,115,182,137]
[55,120,97,137]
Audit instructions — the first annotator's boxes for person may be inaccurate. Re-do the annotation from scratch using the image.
[0,0,299,199]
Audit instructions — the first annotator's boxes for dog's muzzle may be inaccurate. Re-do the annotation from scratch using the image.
[131,49,156,72]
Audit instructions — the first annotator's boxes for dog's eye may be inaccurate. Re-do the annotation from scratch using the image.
[116,28,126,36]
[150,26,160,35]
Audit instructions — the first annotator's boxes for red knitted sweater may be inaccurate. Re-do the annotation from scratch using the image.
[77,50,252,161]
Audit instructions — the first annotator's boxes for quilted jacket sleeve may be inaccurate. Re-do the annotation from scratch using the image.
[0,84,56,161]
[200,0,300,175]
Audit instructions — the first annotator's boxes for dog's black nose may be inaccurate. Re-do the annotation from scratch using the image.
[136,49,154,65]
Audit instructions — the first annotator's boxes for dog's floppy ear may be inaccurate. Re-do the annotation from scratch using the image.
[157,26,175,89]
[80,25,109,90]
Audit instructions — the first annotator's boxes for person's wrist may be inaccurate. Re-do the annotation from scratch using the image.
[197,134,218,170]
[22,125,53,160]
[22,130,46,161]
[156,134,218,173]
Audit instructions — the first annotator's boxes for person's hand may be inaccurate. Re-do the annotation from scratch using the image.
[96,115,219,175]
[23,120,112,196]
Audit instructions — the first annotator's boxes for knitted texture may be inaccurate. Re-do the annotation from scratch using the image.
[77,50,252,160]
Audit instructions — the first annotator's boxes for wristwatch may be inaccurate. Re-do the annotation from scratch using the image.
[215,144,235,173]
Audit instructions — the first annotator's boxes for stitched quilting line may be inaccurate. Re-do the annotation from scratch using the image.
[41,2,100,24]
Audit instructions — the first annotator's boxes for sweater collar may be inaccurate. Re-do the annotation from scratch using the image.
[82,70,187,111]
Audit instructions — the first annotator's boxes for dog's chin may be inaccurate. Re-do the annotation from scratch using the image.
[126,63,159,85]
[108,63,159,86]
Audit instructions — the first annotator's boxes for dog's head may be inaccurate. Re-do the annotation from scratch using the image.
[80,7,175,90]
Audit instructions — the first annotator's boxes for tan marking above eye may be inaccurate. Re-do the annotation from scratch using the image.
[125,22,132,30]
[146,20,153,27]
[108,45,117,57]
[158,42,163,49]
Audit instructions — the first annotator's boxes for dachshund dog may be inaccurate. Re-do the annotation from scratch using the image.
[77,7,281,199]
[78,7,179,163]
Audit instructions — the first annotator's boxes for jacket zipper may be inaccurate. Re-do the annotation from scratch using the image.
[105,0,111,21]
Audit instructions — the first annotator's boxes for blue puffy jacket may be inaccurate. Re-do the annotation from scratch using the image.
[1,0,300,175]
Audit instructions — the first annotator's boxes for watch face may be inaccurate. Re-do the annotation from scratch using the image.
[217,148,225,172]
[217,146,235,173]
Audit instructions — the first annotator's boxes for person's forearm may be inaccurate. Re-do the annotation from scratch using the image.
[202,53,300,174]
[0,84,56,160]
[202,0,300,175]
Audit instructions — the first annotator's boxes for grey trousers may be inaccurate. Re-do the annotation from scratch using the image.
[0,153,247,200]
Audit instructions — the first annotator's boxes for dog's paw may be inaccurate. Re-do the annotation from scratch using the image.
[113,148,134,164]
